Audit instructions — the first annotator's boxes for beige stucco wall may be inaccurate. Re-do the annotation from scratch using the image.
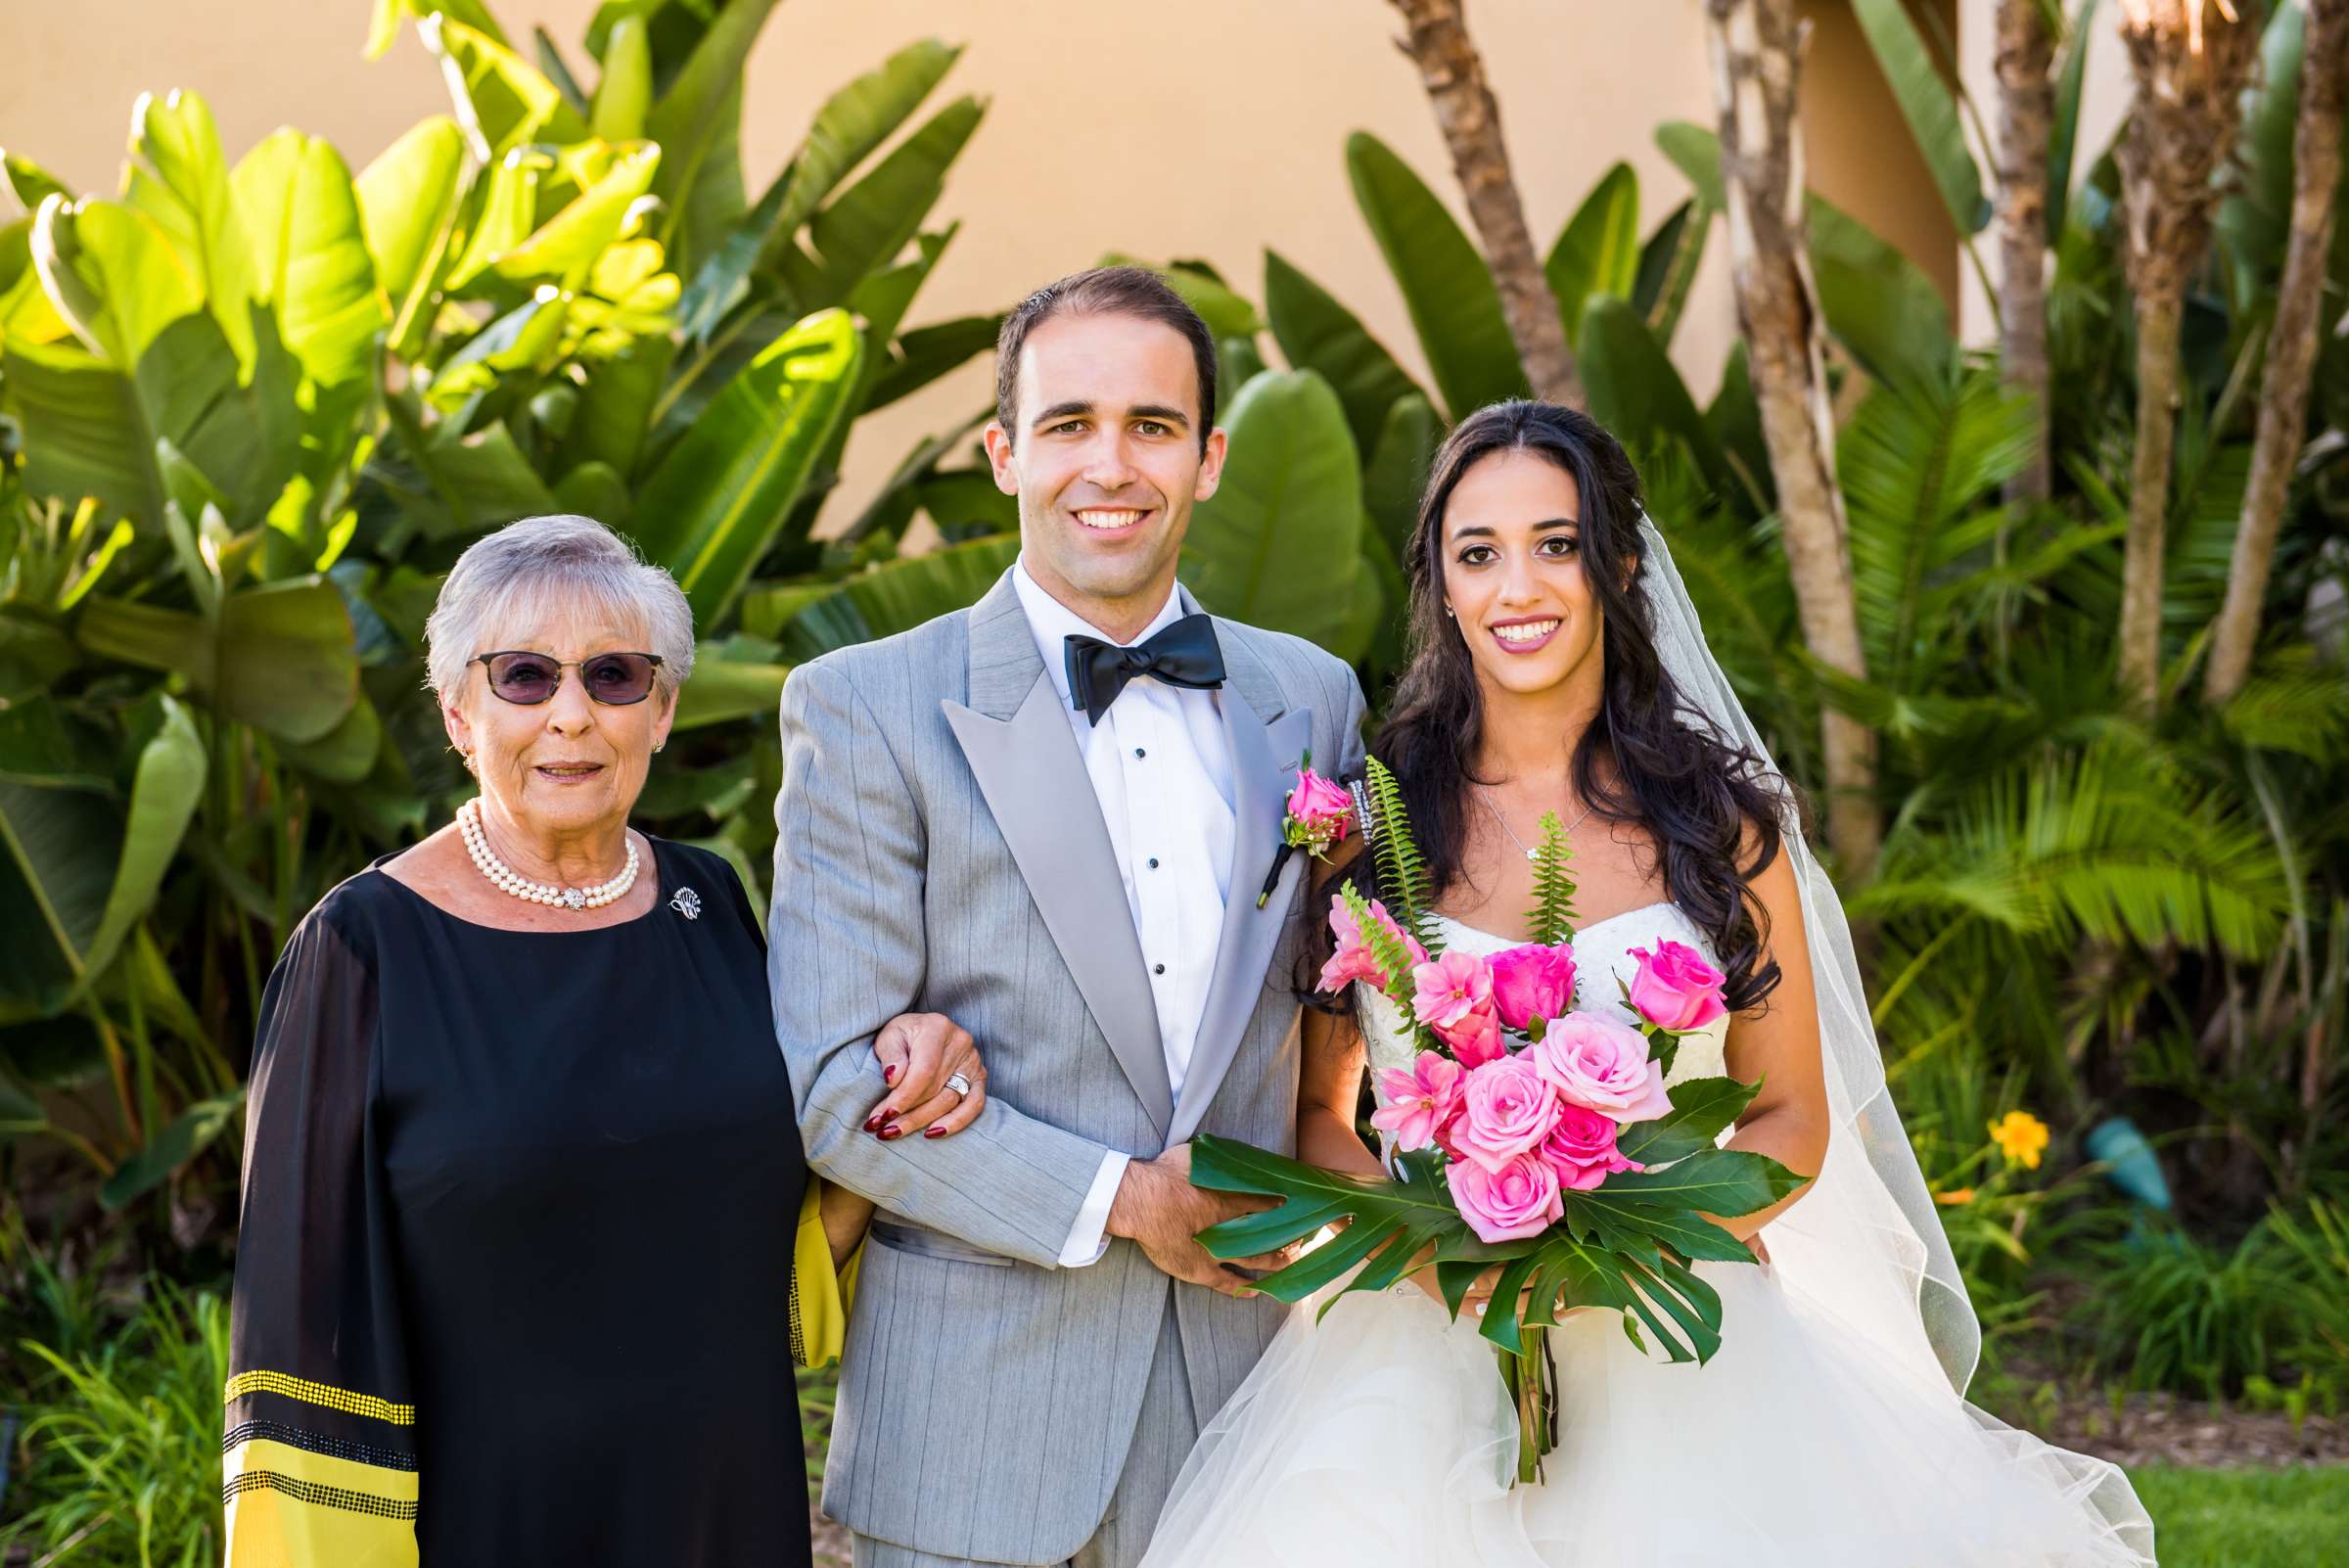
[2,1,1980,524]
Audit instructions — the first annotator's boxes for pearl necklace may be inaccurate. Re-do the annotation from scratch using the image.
[457,798,638,910]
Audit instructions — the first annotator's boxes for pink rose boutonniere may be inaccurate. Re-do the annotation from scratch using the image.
[1259,756,1359,907]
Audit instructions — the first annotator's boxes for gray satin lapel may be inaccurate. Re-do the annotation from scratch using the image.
[1169,697,1314,1142]
[944,678,1174,1133]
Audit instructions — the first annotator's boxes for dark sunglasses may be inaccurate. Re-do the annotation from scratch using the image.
[473,651,664,706]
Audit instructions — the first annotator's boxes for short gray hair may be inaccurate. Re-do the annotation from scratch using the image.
[424,515,696,704]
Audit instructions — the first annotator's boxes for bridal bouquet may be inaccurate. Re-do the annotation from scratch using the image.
[1190,759,1805,1485]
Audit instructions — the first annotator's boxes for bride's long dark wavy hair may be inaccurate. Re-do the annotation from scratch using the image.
[1339,399,1788,1015]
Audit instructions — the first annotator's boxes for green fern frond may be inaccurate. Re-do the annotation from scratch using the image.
[1528,810,1579,946]
[1340,883,1437,1052]
[1363,754,1443,955]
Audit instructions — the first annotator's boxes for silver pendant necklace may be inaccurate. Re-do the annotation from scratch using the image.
[1478,789,1595,862]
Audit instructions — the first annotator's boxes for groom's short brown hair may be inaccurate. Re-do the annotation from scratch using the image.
[993,266,1218,452]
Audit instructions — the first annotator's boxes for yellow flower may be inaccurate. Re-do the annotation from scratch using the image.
[1935,1187,1977,1206]
[1988,1111,2050,1171]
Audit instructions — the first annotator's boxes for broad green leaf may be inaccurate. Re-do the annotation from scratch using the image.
[1544,161,1640,341]
[628,308,864,626]
[1360,389,1440,563]
[79,696,205,982]
[589,13,653,142]
[1578,295,1725,482]
[553,458,631,524]
[777,534,1018,661]
[492,140,662,284]
[2046,0,2100,244]
[645,0,781,271]
[275,690,384,784]
[779,96,986,312]
[1616,1075,1760,1165]
[1264,248,1421,462]
[1635,196,1714,347]
[770,38,965,248]
[4,335,163,527]
[233,131,385,388]
[849,225,958,379]
[865,313,1001,411]
[1850,0,1989,234]
[33,196,203,369]
[124,90,258,370]
[394,413,563,538]
[3,151,69,212]
[445,146,555,288]
[422,14,587,161]
[0,773,117,1015]
[100,1090,244,1209]
[76,578,359,741]
[355,116,468,351]
[557,333,676,480]
[1809,195,1954,392]
[671,641,794,732]
[1345,131,1524,420]
[1655,120,1726,208]
[1180,369,1372,663]
[1580,1145,1813,1216]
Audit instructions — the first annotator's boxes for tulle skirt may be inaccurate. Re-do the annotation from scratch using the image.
[1140,1262,2155,1567]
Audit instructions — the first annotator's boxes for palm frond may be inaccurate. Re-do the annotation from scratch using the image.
[1528,810,1578,945]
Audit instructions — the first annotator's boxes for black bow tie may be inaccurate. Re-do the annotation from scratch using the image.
[1064,615,1226,726]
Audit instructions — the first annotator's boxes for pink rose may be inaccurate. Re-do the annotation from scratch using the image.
[1627,940,1727,1033]
[1445,1006,1505,1069]
[1411,949,1501,1060]
[1317,896,1428,993]
[1447,1150,1565,1243]
[1285,768,1355,840]
[1488,943,1579,1033]
[1451,1055,1563,1173]
[1369,1051,1465,1152]
[1530,1012,1671,1125]
[1540,1102,1640,1191]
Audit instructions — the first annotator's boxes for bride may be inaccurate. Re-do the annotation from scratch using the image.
[1140,401,2156,1567]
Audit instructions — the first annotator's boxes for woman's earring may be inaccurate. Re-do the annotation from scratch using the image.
[1443,604,1457,619]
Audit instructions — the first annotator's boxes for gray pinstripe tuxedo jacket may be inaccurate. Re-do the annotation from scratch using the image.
[767,570,1366,1563]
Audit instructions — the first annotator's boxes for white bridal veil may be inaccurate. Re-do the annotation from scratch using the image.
[1632,513,1980,1397]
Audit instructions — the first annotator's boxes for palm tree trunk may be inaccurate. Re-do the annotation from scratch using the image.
[1387,0,1585,408]
[1704,0,1880,880]
[1996,0,2057,505]
[2205,0,2347,704]
[2114,0,2261,713]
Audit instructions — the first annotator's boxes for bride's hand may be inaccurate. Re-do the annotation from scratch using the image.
[866,1012,990,1140]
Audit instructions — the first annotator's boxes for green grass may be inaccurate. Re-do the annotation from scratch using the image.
[2134,1464,2349,1567]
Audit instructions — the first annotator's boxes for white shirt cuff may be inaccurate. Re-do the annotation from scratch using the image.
[1058,1151,1130,1267]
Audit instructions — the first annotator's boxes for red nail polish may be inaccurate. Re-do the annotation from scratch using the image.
[883,1065,899,1085]
[880,1124,903,1140]
[924,1126,946,1139]
[863,1114,886,1132]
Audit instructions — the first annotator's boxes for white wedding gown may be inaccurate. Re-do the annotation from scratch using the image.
[1140,904,2157,1567]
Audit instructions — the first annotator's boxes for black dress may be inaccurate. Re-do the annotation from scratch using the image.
[224,837,814,1568]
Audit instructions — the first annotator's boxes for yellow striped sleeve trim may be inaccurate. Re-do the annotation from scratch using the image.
[223,1437,418,1568]
[790,1176,859,1368]
[225,1370,415,1426]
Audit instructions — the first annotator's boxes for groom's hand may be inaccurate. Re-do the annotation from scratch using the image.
[1106,1143,1288,1297]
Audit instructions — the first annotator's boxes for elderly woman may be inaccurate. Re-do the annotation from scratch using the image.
[224,515,983,1567]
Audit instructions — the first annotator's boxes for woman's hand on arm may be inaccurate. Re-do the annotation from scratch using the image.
[864,1011,989,1139]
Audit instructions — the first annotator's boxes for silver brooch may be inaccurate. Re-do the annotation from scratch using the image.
[669,887,703,920]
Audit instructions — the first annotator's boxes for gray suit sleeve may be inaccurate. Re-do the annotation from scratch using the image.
[768,662,1112,1269]
[1336,666,1369,778]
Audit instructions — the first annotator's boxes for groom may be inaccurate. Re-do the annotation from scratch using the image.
[769,266,1366,1567]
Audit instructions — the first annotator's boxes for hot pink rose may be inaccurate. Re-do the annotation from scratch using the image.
[1412,949,1502,1061]
[1540,1102,1640,1191]
[1451,1055,1563,1172]
[1447,1150,1564,1243]
[1317,896,1428,993]
[1369,1051,1465,1152]
[1530,1012,1671,1125]
[1487,943,1579,1033]
[1627,940,1728,1033]
[1284,767,1355,841]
